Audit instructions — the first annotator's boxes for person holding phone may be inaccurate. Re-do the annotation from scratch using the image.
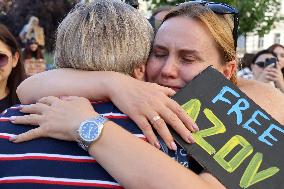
[250,49,284,92]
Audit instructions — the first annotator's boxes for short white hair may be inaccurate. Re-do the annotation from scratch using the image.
[55,0,154,75]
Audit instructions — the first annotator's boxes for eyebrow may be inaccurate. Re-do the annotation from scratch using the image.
[0,51,9,55]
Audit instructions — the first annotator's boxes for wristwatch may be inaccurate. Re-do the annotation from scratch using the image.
[77,115,109,151]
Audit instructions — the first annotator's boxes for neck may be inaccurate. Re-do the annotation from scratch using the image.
[0,80,9,100]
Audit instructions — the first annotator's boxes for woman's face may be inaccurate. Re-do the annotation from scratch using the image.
[146,16,235,91]
[251,53,275,78]
[30,43,38,52]
[273,46,284,69]
[0,40,18,83]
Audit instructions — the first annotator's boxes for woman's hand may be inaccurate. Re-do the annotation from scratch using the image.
[10,96,97,143]
[265,64,284,92]
[255,64,284,85]
[105,73,198,150]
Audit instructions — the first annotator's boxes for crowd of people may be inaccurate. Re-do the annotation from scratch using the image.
[0,0,283,188]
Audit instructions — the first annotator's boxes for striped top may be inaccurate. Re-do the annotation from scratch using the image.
[0,102,188,189]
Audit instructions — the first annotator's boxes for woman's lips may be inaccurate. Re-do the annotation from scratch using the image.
[160,84,181,92]
[170,87,181,92]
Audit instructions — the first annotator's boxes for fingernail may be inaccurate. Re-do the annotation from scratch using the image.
[17,105,23,110]
[59,96,69,100]
[9,135,17,142]
[9,116,16,121]
[193,123,199,131]
[170,141,177,151]
[154,141,161,149]
[188,134,195,143]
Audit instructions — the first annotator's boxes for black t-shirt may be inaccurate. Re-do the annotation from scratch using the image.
[0,94,12,113]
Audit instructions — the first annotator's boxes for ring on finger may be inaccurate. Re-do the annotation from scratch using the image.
[152,115,161,123]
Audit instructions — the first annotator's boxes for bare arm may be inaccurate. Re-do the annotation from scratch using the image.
[17,69,198,150]
[92,119,224,189]
[17,69,113,104]
[10,96,224,189]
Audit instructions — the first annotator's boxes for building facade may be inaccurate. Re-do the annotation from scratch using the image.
[241,0,284,53]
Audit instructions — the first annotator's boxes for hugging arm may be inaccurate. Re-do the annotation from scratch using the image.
[10,96,225,189]
[17,69,197,150]
[90,118,224,189]
[17,69,114,104]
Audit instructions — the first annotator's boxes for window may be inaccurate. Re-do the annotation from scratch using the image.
[258,37,264,48]
[274,33,281,44]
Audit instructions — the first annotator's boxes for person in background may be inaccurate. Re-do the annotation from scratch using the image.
[268,44,284,90]
[237,53,255,79]
[22,38,44,60]
[22,38,45,77]
[239,49,284,93]
[148,5,173,30]
[19,16,45,48]
[0,24,25,112]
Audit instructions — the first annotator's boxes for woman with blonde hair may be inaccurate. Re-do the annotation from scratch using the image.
[19,16,45,47]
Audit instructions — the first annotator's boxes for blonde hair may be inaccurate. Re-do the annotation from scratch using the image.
[28,16,39,26]
[55,0,154,75]
[164,3,237,84]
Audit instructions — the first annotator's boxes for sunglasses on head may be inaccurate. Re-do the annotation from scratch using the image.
[0,53,9,68]
[179,1,239,49]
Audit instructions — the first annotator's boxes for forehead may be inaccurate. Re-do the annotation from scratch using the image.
[0,40,11,54]
[274,46,284,53]
[255,53,275,61]
[154,16,217,52]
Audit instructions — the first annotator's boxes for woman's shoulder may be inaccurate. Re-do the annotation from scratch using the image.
[238,78,276,93]
[237,78,284,125]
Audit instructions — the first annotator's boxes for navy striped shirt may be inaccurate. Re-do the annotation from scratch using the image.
[0,102,188,189]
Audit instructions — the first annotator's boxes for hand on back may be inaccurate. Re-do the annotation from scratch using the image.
[10,96,97,143]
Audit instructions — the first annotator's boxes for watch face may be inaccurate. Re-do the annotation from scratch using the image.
[80,122,98,141]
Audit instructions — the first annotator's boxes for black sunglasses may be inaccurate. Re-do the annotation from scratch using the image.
[0,53,9,68]
[179,1,239,49]
[255,57,277,68]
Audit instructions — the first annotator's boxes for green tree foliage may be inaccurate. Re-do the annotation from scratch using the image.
[0,0,77,52]
[148,0,281,36]
[219,0,281,36]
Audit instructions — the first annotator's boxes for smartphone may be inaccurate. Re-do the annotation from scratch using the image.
[264,57,277,68]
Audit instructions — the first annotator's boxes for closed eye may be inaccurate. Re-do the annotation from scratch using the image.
[152,49,168,58]
[181,56,198,64]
